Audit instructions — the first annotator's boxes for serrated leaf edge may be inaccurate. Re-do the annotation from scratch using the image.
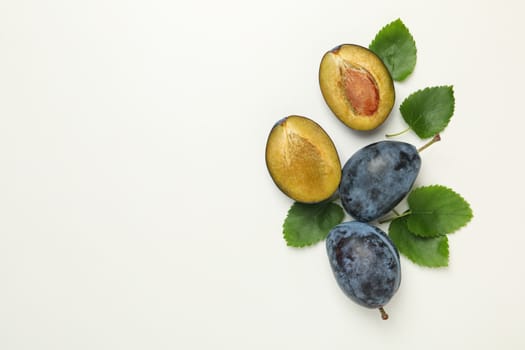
[407,184,473,236]
[282,202,344,248]
[369,18,417,81]
[370,18,416,52]
[400,85,455,139]
[389,217,449,268]
[283,203,319,247]
[407,235,449,268]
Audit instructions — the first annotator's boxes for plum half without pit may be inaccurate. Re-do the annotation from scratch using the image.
[265,115,341,203]
[319,44,395,131]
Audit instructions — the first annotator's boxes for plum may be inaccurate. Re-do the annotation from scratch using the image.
[339,140,421,222]
[265,115,341,203]
[319,44,395,131]
[326,221,401,319]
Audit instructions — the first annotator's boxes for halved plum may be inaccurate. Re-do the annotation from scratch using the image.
[319,44,395,131]
[265,115,341,203]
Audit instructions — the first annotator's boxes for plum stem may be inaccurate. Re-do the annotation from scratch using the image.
[417,134,441,153]
[379,210,411,224]
[379,307,389,320]
[386,127,411,138]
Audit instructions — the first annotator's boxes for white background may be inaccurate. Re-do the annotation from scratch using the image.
[1,0,524,349]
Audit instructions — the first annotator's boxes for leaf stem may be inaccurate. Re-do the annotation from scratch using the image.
[386,127,411,138]
[418,134,441,153]
[379,210,411,224]
[379,307,389,320]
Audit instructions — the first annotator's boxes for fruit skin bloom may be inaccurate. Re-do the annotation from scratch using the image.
[339,141,420,222]
[326,221,401,310]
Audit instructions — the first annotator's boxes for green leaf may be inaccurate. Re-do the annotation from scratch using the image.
[389,217,449,267]
[369,18,417,81]
[283,201,344,247]
[407,185,473,237]
[400,86,455,139]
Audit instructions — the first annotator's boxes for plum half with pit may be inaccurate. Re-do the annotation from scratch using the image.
[319,44,395,131]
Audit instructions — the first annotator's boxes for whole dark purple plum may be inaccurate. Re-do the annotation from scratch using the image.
[339,141,421,222]
[326,221,401,319]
